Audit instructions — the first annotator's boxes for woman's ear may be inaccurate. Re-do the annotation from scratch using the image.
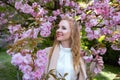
[78,24,82,31]
[77,21,82,31]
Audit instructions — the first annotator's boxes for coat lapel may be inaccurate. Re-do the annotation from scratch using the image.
[48,44,60,80]
[48,44,60,71]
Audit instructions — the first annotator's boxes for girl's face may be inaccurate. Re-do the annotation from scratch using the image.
[56,20,71,42]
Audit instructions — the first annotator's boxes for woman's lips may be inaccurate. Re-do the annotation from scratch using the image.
[56,33,62,37]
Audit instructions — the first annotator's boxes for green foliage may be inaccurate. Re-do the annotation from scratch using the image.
[46,1,55,10]
[0,6,6,12]
[81,34,120,65]
[103,42,120,66]
[39,26,56,49]
[80,24,119,65]
[94,64,120,80]
[0,49,22,80]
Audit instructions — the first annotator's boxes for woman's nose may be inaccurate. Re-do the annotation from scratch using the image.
[56,28,61,32]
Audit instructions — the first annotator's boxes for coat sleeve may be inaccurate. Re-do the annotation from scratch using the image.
[80,50,97,79]
[45,47,53,55]
[80,52,97,79]
[78,58,88,80]
[44,47,53,74]
[78,59,97,80]
[85,59,97,79]
[89,61,97,77]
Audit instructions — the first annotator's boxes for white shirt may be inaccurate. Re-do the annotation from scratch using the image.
[56,44,77,80]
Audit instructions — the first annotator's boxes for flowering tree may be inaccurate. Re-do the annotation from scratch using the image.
[0,0,120,80]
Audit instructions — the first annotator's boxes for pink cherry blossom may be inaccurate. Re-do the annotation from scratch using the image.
[8,24,21,34]
[32,2,38,8]
[21,29,32,39]
[48,16,57,22]
[94,66,102,74]
[98,47,107,55]
[59,0,63,6]
[40,21,52,31]
[40,29,51,37]
[44,0,50,3]
[21,49,32,55]
[87,33,94,40]
[75,6,81,14]
[93,28,101,39]
[111,44,120,50]
[11,53,24,66]
[101,27,112,35]
[21,4,34,14]
[93,2,110,17]
[35,58,47,67]
[93,56,104,74]
[112,33,120,40]
[112,12,120,24]
[89,19,98,26]
[85,22,92,28]
[65,0,70,6]
[15,1,23,10]
[6,49,14,55]
[20,65,32,73]
[36,49,46,58]
[53,9,61,16]
[40,21,52,37]
[23,54,32,64]
[36,8,46,17]
[85,27,92,33]
[33,28,40,38]
[36,49,47,66]
[1,17,7,24]
[21,28,40,39]
[80,13,86,20]
[23,73,32,80]
[83,55,93,63]
[32,69,43,79]
[70,1,76,7]
[118,0,120,2]
[91,47,98,55]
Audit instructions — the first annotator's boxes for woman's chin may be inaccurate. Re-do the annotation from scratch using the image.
[56,38,62,41]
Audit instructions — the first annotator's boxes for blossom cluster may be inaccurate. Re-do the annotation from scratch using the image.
[0,13,7,26]
[7,49,47,80]
[80,0,120,51]
[14,1,53,38]
[83,46,106,74]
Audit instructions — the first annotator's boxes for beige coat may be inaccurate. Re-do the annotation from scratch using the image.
[45,44,96,80]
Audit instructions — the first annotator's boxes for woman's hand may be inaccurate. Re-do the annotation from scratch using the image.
[96,56,104,67]
[92,55,104,74]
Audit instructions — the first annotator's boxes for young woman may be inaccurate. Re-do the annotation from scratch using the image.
[45,16,103,80]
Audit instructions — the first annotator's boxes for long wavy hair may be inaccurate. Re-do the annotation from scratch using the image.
[49,16,81,73]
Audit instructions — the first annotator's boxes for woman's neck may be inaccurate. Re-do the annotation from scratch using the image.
[61,41,71,48]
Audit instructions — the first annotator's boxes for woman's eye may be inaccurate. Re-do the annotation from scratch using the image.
[62,26,66,30]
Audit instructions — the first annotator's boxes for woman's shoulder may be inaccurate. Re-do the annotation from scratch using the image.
[45,47,53,54]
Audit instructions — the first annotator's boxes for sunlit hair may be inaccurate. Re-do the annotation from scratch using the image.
[49,16,81,73]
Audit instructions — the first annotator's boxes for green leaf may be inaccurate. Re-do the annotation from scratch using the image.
[49,73,57,79]
[98,35,105,43]
[63,73,68,77]
[46,1,55,9]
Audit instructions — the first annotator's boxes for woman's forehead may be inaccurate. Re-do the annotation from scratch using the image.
[59,20,70,27]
